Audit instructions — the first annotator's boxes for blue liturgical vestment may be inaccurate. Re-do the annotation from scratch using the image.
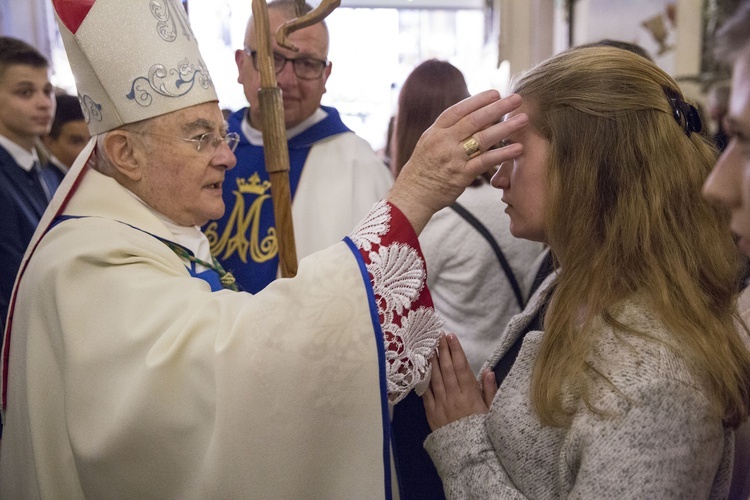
[204,106,351,294]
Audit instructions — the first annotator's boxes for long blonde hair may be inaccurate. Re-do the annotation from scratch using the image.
[513,46,750,428]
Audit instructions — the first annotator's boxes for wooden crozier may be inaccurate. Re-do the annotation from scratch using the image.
[250,0,341,278]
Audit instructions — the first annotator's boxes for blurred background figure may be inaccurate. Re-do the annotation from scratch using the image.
[0,36,57,337]
[389,58,546,500]
[389,60,472,178]
[376,115,395,170]
[707,80,731,152]
[701,2,750,497]
[578,38,654,61]
[392,58,546,375]
[41,93,89,180]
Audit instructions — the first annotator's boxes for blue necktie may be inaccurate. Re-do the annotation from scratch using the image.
[32,161,52,202]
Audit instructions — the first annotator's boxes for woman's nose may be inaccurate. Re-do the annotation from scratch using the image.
[491,161,511,189]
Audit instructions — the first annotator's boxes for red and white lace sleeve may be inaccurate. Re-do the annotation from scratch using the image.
[349,200,444,405]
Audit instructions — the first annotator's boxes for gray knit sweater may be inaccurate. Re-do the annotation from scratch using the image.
[424,274,734,499]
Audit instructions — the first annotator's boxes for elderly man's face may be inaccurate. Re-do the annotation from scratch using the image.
[704,44,750,256]
[236,8,331,130]
[134,102,236,227]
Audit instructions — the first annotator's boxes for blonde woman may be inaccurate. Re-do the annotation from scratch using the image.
[423,46,750,498]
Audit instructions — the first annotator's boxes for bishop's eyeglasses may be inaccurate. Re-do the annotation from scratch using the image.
[244,47,328,80]
[135,131,240,155]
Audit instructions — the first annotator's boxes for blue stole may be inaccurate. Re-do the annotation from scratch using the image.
[204,106,351,294]
[51,216,224,292]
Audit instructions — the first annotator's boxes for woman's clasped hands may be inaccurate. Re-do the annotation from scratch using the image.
[422,333,499,431]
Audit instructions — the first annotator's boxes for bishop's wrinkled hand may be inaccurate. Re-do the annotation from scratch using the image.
[387,91,528,234]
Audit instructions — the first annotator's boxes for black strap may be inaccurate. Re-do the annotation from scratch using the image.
[528,248,554,299]
[450,202,525,309]
[492,302,544,388]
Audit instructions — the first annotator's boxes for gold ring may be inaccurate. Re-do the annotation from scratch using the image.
[461,136,481,159]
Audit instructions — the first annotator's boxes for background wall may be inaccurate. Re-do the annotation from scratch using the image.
[0,0,734,146]
[0,0,55,61]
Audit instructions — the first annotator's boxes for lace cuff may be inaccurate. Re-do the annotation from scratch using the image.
[349,200,444,404]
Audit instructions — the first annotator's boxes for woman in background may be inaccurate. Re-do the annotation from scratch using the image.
[390,59,546,500]
[392,59,546,374]
[423,46,750,498]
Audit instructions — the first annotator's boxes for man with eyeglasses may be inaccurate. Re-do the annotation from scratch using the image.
[0,0,528,497]
[204,0,393,294]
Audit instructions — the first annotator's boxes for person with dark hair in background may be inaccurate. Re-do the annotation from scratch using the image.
[376,114,395,169]
[390,60,473,179]
[707,80,731,152]
[393,60,545,373]
[0,36,57,337]
[390,59,545,499]
[702,2,750,497]
[42,93,90,180]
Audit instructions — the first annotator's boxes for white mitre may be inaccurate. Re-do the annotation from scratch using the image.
[53,0,218,134]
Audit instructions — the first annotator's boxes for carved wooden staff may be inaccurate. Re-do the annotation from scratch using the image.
[250,0,340,278]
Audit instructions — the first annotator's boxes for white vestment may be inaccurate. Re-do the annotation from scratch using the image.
[0,140,440,499]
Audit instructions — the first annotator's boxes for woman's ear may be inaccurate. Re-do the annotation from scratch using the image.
[103,130,143,182]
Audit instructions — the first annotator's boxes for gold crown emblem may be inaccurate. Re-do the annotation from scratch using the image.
[236,173,272,195]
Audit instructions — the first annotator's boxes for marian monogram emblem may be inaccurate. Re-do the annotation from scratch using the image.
[205,173,277,263]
